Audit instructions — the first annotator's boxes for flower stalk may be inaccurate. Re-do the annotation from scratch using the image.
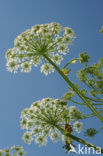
[63,58,79,69]
[96,126,103,133]
[56,126,103,153]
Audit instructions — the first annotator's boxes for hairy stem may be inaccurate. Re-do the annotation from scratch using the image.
[56,126,103,153]
[43,55,103,122]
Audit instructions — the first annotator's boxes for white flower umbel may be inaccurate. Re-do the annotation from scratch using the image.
[23,131,33,144]
[35,134,47,146]
[73,121,83,133]
[20,98,83,146]
[41,63,54,75]
[49,131,61,143]
[0,146,26,156]
[69,106,83,120]
[20,98,70,146]
[5,23,75,74]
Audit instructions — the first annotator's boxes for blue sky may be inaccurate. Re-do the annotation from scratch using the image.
[0,0,103,155]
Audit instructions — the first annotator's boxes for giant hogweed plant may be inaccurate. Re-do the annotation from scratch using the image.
[1,23,103,154]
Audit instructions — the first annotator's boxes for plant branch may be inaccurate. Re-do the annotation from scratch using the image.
[83,110,103,119]
[56,126,103,153]
[85,96,103,103]
[70,99,86,106]
[63,58,79,69]
[97,126,103,133]
[70,99,103,106]
[43,55,103,122]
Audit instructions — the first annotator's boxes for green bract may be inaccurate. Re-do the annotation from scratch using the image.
[99,26,103,34]
[84,128,97,137]
[62,91,75,100]
[20,98,82,146]
[79,52,89,63]
[5,23,75,75]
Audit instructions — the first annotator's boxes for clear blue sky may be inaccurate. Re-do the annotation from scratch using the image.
[0,0,103,155]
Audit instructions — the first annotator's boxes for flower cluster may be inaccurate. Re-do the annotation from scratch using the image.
[77,57,103,96]
[0,146,25,156]
[69,106,83,120]
[73,121,83,133]
[5,23,75,75]
[62,91,75,100]
[62,83,81,101]
[79,52,89,63]
[84,128,97,137]
[20,98,83,146]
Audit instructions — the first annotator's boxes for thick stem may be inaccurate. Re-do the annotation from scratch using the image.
[43,55,103,122]
[56,126,103,153]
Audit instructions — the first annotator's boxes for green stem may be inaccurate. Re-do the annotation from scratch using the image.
[56,126,103,153]
[83,110,103,119]
[63,58,79,69]
[92,74,97,82]
[95,107,103,109]
[70,99,86,106]
[43,55,103,122]
[97,126,103,133]
[70,99,103,106]
[93,103,103,106]
[85,96,103,103]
